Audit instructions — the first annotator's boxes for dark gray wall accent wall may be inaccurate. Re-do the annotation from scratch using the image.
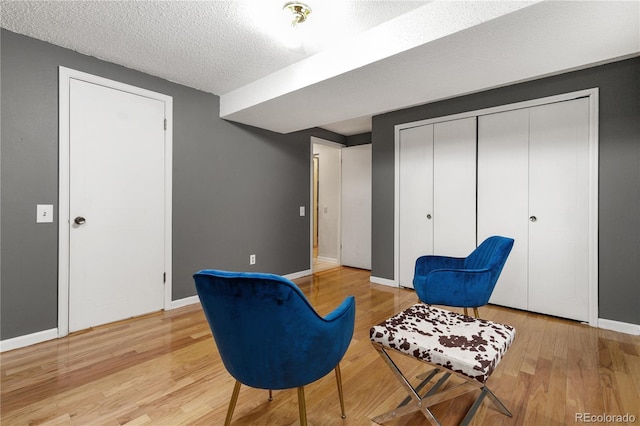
[346,132,372,147]
[371,57,640,325]
[0,29,344,340]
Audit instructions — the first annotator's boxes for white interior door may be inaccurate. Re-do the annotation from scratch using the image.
[478,108,530,310]
[68,78,167,332]
[398,125,434,288]
[528,98,590,321]
[341,144,372,270]
[433,118,477,256]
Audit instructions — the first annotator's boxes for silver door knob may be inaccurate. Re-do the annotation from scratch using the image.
[426,214,432,219]
[529,216,537,222]
[74,216,86,225]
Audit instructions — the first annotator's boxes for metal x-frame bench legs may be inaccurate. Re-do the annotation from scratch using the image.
[370,343,512,426]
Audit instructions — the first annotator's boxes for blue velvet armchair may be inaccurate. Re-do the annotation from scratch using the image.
[193,269,356,426]
[413,236,514,318]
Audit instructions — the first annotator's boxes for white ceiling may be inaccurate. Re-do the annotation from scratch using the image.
[2,1,639,135]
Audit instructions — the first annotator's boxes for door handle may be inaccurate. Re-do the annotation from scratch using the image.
[529,216,537,222]
[74,216,86,225]
[426,214,432,220]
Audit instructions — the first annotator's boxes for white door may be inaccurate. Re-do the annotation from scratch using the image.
[528,98,590,321]
[432,118,477,256]
[478,108,530,310]
[478,98,590,321]
[68,78,166,332]
[341,144,372,270]
[398,125,434,288]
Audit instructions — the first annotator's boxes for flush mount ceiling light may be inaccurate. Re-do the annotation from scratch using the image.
[283,2,312,27]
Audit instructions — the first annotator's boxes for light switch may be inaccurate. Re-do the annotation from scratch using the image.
[37,204,54,223]
[299,206,305,216]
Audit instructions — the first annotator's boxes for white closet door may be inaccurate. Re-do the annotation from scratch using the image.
[433,118,477,256]
[528,98,590,321]
[398,125,434,288]
[478,109,529,310]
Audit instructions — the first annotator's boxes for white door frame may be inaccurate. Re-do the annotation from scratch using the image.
[394,88,599,327]
[309,137,345,271]
[58,67,173,337]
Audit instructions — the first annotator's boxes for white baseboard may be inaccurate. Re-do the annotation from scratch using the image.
[284,269,312,280]
[370,276,397,288]
[170,295,200,310]
[0,328,58,353]
[316,256,338,263]
[598,318,640,335]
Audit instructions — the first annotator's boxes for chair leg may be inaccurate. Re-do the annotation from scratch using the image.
[464,307,469,316]
[297,387,308,426]
[473,307,480,318]
[268,389,273,401]
[225,380,242,426]
[334,364,347,419]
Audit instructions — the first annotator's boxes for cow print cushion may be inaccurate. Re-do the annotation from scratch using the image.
[370,304,515,383]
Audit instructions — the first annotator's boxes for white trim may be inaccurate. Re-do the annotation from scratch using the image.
[394,88,599,325]
[58,66,173,336]
[284,269,312,281]
[598,318,640,336]
[0,329,58,353]
[370,276,397,288]
[316,256,339,263]
[170,295,200,310]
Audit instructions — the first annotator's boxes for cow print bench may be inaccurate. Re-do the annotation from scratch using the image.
[369,304,515,425]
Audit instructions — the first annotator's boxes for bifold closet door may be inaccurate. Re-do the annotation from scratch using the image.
[528,98,590,321]
[398,125,434,288]
[432,118,477,256]
[397,117,476,288]
[478,109,530,311]
[479,98,590,321]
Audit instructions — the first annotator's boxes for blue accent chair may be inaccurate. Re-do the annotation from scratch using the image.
[413,236,514,318]
[193,269,356,426]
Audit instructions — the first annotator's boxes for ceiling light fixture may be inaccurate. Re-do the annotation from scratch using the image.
[283,2,312,27]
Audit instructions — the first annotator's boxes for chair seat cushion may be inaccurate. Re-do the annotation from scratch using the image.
[370,304,515,383]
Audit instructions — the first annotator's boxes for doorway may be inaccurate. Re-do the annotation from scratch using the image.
[311,139,342,272]
[58,67,173,336]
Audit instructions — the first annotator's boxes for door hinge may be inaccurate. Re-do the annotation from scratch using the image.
[164,119,167,130]
[163,272,166,283]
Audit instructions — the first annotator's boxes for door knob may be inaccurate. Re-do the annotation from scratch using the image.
[529,216,537,222]
[426,214,432,219]
[74,216,86,225]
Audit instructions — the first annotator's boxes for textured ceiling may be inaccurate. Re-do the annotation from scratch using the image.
[2,1,639,136]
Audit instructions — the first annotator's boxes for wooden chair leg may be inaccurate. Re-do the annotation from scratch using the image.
[334,364,347,419]
[297,387,308,426]
[464,307,469,316]
[225,380,242,426]
[268,389,273,401]
[473,307,480,318]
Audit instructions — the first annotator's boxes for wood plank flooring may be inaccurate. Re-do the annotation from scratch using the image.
[2,267,639,425]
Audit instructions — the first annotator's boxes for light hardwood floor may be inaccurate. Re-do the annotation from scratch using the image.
[2,267,639,425]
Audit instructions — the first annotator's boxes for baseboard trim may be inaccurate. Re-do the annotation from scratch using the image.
[0,328,58,353]
[170,295,200,310]
[316,256,338,263]
[370,276,397,288]
[284,269,312,280]
[598,318,640,335]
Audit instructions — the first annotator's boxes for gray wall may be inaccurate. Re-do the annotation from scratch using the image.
[371,57,640,325]
[0,29,344,340]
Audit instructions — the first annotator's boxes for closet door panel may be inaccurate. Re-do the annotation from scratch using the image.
[478,109,530,310]
[433,117,477,257]
[398,125,434,288]
[528,98,590,321]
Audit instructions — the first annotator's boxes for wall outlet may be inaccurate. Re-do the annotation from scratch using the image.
[299,206,305,216]
[250,254,256,265]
